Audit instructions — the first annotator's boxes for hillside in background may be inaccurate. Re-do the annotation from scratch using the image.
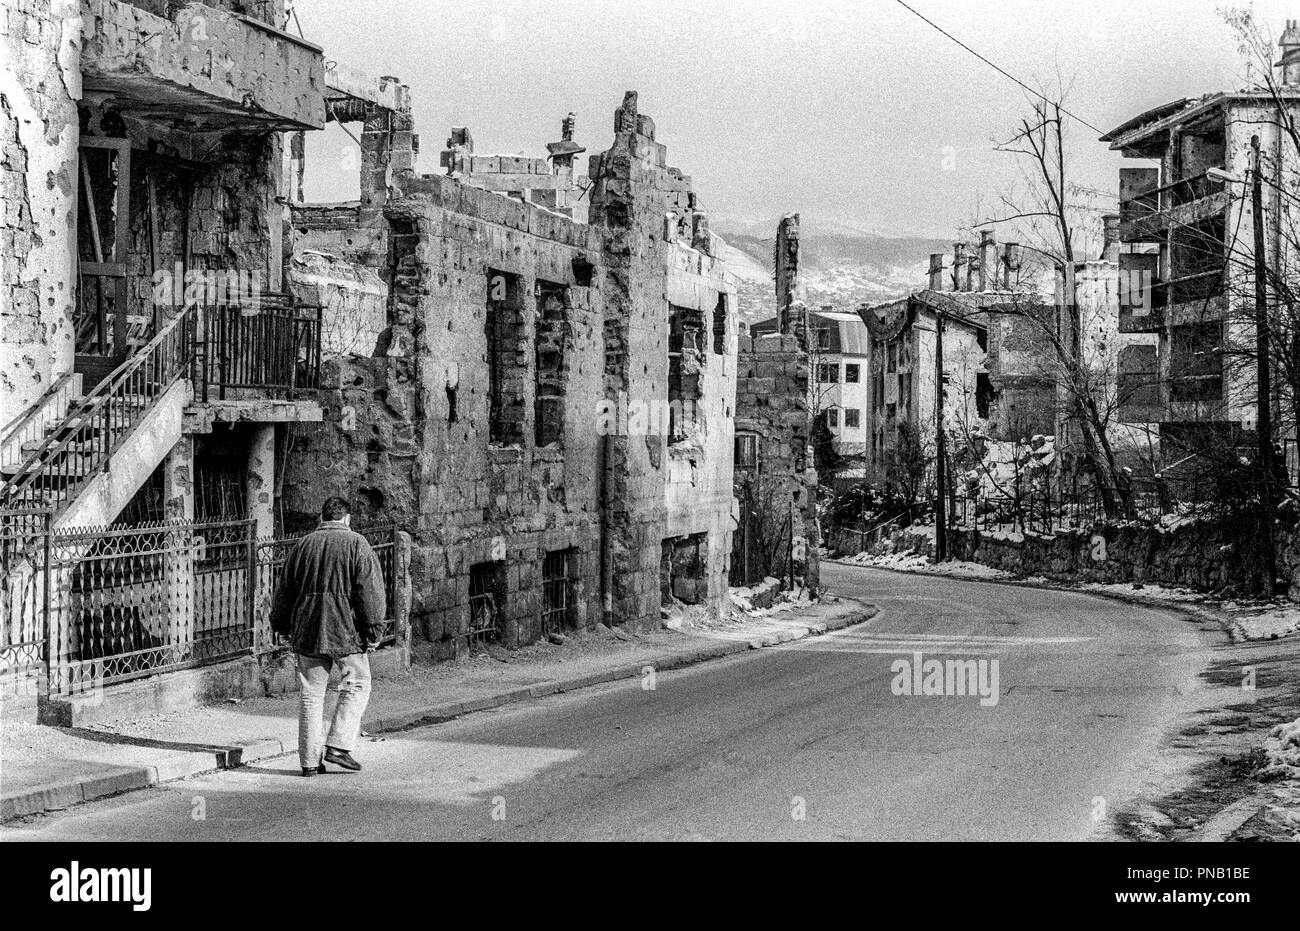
[713,218,951,326]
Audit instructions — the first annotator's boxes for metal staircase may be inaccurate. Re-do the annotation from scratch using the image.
[0,307,196,527]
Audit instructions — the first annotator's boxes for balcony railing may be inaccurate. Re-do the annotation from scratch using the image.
[1120,169,1228,217]
[1150,268,1225,308]
[197,295,323,402]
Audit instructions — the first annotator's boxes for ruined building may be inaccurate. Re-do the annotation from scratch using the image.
[282,90,738,656]
[858,232,1057,489]
[0,0,387,723]
[732,214,819,590]
[1101,22,1300,475]
[752,307,870,485]
[1,3,740,719]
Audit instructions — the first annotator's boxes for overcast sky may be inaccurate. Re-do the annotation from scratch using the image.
[296,0,1294,240]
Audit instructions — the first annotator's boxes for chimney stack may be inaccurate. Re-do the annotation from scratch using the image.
[952,242,968,291]
[1101,214,1120,262]
[1001,242,1022,290]
[979,229,997,291]
[1281,20,1300,86]
[928,253,945,290]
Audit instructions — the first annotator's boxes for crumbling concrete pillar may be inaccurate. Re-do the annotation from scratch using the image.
[161,437,196,654]
[979,229,996,291]
[776,213,801,334]
[928,253,945,290]
[162,436,195,522]
[246,424,276,540]
[691,210,712,256]
[1002,242,1022,290]
[952,242,968,291]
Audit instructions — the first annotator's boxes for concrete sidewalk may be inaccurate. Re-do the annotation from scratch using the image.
[1,595,874,822]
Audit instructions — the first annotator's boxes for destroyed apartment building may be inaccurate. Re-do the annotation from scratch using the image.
[1102,31,1300,481]
[282,90,739,657]
[855,231,1056,487]
[0,0,741,721]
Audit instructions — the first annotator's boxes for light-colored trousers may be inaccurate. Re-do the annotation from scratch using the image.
[296,652,372,768]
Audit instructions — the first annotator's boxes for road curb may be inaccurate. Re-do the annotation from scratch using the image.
[1,600,875,823]
[824,557,1237,637]
[1,740,290,822]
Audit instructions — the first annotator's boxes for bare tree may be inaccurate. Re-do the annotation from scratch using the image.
[981,95,1135,516]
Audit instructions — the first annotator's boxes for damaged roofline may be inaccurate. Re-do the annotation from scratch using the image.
[1102,88,1300,151]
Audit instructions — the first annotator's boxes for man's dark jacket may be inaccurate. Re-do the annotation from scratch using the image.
[270,521,388,657]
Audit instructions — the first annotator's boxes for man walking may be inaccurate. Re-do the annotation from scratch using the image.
[270,497,388,777]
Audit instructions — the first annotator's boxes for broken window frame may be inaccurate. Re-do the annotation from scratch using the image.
[534,280,570,448]
[76,137,132,381]
[734,433,758,470]
[486,270,525,446]
[668,304,706,443]
[468,561,505,645]
[541,548,578,637]
[712,294,727,355]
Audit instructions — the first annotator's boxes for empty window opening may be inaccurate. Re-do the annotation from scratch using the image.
[712,294,728,355]
[541,548,579,637]
[468,561,506,646]
[976,373,993,420]
[535,280,569,447]
[300,122,364,203]
[1170,322,1223,402]
[669,304,706,442]
[734,433,758,471]
[387,219,419,328]
[486,270,526,445]
[194,430,250,523]
[1118,344,1160,423]
[845,363,860,383]
[77,138,131,368]
[571,256,595,287]
[660,533,708,607]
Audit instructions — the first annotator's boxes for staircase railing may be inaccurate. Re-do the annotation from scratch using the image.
[0,306,196,517]
[0,373,77,472]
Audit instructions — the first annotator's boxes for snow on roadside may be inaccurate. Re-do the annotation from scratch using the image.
[844,547,1015,580]
[1227,606,1300,641]
[1262,717,1300,780]
[835,547,1300,642]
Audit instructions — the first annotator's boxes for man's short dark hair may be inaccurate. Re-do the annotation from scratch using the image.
[321,497,351,522]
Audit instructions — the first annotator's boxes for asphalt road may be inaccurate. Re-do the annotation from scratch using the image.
[3,565,1223,841]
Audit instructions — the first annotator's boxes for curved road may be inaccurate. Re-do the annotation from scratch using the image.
[3,564,1223,841]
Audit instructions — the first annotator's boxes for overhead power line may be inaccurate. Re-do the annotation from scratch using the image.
[890,0,1109,137]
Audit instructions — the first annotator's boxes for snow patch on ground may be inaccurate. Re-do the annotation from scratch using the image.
[843,547,1012,579]
[1227,606,1300,641]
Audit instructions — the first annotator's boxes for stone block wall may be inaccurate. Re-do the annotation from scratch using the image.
[859,516,1295,600]
[283,91,739,656]
[734,332,819,588]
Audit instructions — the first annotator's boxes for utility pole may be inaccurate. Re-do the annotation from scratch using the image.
[935,312,948,561]
[1251,134,1278,596]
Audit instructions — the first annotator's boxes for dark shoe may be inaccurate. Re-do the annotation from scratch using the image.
[301,763,327,777]
[324,747,362,771]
